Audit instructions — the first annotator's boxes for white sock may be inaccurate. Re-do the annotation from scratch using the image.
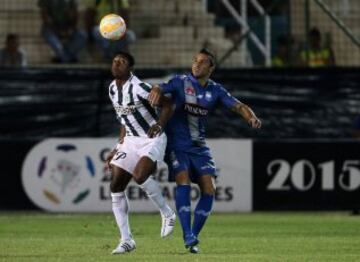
[139,176,173,217]
[111,192,132,241]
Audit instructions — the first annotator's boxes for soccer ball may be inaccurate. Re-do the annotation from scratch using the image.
[99,14,126,40]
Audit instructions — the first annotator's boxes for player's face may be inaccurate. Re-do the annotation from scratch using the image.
[191,53,214,79]
[112,55,130,79]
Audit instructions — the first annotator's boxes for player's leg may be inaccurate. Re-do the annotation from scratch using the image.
[133,156,176,237]
[110,165,136,254]
[189,154,216,252]
[166,149,198,247]
[192,175,215,238]
[174,170,199,248]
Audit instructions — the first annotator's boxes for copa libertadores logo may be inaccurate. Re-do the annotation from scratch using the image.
[22,139,99,212]
[22,138,252,212]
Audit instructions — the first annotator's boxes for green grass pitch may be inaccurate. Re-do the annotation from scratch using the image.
[1,212,360,261]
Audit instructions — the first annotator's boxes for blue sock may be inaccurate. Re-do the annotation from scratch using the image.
[192,193,214,237]
[175,185,192,237]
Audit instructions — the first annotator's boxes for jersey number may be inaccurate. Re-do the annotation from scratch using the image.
[115,151,127,160]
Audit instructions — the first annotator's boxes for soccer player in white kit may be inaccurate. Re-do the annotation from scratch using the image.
[106,52,176,254]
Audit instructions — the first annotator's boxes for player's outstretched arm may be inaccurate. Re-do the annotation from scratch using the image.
[231,102,262,129]
[118,125,126,144]
[147,96,174,138]
[148,85,163,107]
[106,125,126,169]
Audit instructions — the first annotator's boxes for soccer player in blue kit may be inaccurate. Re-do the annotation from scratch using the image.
[148,49,261,253]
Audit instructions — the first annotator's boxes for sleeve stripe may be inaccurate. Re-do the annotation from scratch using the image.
[123,115,139,136]
[137,95,158,121]
[139,83,151,93]
[133,108,150,134]
[128,84,134,105]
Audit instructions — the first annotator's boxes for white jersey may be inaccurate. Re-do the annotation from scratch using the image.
[108,74,158,137]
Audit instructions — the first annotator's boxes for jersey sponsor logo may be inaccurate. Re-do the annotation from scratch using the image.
[124,94,131,104]
[184,103,209,116]
[114,104,136,115]
[185,86,196,96]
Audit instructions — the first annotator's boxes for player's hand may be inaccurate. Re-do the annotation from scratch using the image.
[148,86,162,107]
[248,117,261,129]
[147,123,162,138]
[105,149,117,170]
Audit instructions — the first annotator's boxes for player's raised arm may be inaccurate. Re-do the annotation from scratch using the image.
[106,125,126,169]
[218,85,261,129]
[149,76,182,107]
[231,101,262,129]
[148,84,162,106]
[118,124,126,143]
[147,95,174,138]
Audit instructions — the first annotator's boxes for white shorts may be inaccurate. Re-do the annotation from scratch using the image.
[110,133,167,174]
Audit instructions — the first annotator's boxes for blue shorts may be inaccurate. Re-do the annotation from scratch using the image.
[164,149,217,182]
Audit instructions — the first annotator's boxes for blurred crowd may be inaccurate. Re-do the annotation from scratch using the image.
[0,0,339,68]
[0,33,27,68]
[0,0,136,67]
[37,0,136,64]
[272,27,335,68]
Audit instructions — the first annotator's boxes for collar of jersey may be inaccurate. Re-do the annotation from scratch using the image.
[119,73,134,90]
[188,73,210,89]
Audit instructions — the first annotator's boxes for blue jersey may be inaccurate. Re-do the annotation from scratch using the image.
[161,74,239,155]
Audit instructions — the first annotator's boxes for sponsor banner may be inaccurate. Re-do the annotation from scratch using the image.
[253,141,360,210]
[22,138,252,212]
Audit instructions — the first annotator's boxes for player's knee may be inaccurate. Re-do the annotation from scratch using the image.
[175,171,190,184]
[110,181,125,193]
[110,175,127,192]
[132,171,148,185]
[202,187,215,195]
[201,183,216,195]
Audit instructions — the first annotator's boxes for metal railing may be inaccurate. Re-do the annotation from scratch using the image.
[219,0,271,67]
[314,0,360,47]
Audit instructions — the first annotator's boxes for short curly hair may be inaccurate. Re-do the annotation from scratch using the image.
[113,51,135,67]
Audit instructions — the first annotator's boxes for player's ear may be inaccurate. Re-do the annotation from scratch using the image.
[209,64,215,74]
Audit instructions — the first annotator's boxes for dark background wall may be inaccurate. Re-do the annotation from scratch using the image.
[1,68,359,139]
[1,68,359,210]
